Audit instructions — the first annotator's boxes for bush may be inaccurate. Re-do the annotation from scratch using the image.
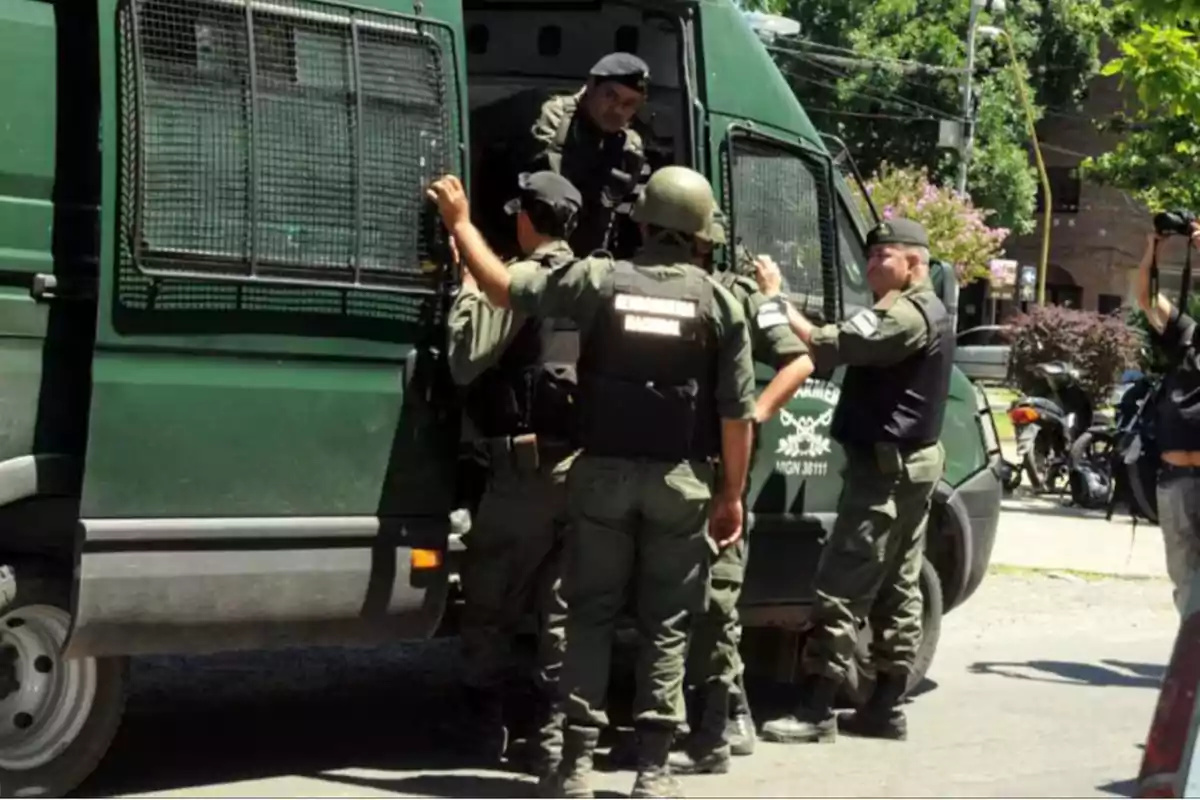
[1004,305,1142,404]
[857,163,1010,286]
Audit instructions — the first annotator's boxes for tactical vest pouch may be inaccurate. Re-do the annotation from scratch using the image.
[511,433,540,474]
[581,376,701,461]
[531,365,579,442]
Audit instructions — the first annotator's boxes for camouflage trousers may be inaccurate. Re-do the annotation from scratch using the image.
[802,443,943,682]
[460,445,574,696]
[686,536,747,690]
[559,455,714,731]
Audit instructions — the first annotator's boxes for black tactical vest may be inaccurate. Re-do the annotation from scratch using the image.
[462,250,580,442]
[548,95,645,257]
[832,289,954,448]
[577,261,720,461]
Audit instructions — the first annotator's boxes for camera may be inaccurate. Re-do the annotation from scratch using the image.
[1154,209,1197,238]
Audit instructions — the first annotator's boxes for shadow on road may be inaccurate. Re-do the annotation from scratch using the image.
[80,692,533,798]
[968,658,1164,688]
[1097,778,1138,797]
[317,770,626,798]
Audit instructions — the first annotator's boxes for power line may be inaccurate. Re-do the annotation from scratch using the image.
[775,51,964,121]
[788,48,953,101]
[773,37,964,75]
[804,107,943,122]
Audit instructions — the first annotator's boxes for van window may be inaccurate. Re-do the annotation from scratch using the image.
[122,0,459,297]
[836,200,871,313]
[727,137,829,303]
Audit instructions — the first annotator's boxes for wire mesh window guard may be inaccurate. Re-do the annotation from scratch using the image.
[726,135,833,306]
[118,0,458,300]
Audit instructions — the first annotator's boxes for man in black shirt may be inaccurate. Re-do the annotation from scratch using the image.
[1136,221,1200,612]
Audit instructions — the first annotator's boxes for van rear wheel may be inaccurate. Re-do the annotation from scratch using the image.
[0,562,126,798]
[841,556,943,707]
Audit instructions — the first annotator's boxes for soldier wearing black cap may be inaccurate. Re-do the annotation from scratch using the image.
[444,171,585,780]
[758,217,953,746]
[525,52,650,258]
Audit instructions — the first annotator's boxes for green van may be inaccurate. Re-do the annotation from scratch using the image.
[0,0,1003,793]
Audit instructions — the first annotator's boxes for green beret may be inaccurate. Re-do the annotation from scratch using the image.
[866,218,929,249]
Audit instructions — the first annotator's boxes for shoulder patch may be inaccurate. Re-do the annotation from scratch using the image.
[755,297,790,331]
[847,308,881,338]
[873,289,902,312]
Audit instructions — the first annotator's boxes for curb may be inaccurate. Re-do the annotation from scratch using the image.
[988,563,1168,582]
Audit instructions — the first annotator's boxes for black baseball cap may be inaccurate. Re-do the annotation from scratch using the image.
[865,218,929,249]
[588,52,650,93]
[504,171,583,217]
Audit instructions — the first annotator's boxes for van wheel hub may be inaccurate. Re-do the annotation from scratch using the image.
[0,604,98,771]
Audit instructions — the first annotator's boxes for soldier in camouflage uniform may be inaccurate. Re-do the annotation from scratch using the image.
[668,231,816,775]
[446,172,584,780]
[759,219,951,745]
[428,166,758,799]
[524,52,650,258]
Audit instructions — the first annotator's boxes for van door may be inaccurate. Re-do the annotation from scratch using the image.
[68,0,467,658]
[712,121,847,606]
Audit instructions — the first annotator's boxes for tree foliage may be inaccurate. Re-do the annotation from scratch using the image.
[1081,9,1200,212]
[740,0,1110,236]
[859,163,1009,285]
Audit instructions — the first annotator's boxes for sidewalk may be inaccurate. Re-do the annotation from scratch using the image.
[991,494,1167,579]
[988,439,1168,579]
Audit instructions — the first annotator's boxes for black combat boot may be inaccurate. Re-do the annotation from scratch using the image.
[727,674,757,756]
[438,686,508,762]
[759,673,840,744]
[631,724,684,798]
[539,724,599,799]
[515,693,565,779]
[668,681,731,774]
[838,671,909,740]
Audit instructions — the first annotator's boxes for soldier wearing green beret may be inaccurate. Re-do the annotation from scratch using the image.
[758,218,953,745]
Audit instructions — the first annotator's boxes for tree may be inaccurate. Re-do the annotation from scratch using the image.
[740,0,1110,236]
[1081,7,1200,212]
[858,163,1009,285]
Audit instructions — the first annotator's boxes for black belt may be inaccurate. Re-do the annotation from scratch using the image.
[1160,463,1200,479]
[841,440,937,457]
[483,433,576,474]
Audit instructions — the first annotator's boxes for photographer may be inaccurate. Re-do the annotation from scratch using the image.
[1136,216,1200,613]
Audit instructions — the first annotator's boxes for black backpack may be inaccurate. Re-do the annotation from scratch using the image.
[1106,375,1162,524]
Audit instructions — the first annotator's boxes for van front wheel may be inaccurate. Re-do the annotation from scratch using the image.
[0,562,126,798]
[840,556,944,708]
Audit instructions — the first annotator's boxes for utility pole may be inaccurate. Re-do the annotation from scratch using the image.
[957,0,1004,196]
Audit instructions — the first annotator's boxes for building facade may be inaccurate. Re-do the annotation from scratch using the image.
[959,41,1194,328]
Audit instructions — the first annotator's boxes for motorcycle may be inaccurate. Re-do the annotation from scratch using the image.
[1005,361,1098,495]
[1072,368,1162,516]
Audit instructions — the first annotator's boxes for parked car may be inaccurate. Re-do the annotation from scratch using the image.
[955,325,1013,383]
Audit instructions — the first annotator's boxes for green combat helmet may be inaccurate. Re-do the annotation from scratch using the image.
[631,165,724,243]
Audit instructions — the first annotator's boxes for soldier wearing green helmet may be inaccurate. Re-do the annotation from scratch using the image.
[427,165,757,799]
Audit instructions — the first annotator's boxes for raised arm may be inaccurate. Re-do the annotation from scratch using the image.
[1137,232,1174,334]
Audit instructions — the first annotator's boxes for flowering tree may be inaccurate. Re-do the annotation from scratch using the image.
[854,163,1011,286]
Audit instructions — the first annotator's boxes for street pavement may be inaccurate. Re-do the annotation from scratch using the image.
[76,430,1176,798]
[82,546,1175,797]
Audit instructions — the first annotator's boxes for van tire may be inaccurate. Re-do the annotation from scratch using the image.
[841,555,943,707]
[0,560,126,798]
